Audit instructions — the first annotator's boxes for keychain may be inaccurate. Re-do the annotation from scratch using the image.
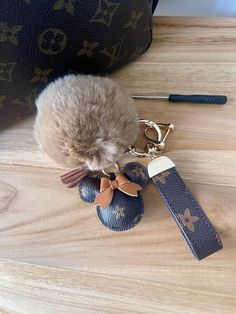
[61,119,223,260]
[60,118,223,259]
[128,119,223,260]
[61,161,149,231]
[34,74,222,259]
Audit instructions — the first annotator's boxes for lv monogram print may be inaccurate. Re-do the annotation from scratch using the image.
[129,46,146,60]
[0,21,22,45]
[53,0,76,15]
[112,205,125,220]
[124,10,144,30]
[30,67,53,83]
[131,166,145,178]
[101,36,127,67]
[154,171,170,185]
[90,0,120,26]
[38,28,67,55]
[177,208,199,232]
[0,62,16,81]
[13,90,37,113]
[77,40,98,58]
[0,1,153,128]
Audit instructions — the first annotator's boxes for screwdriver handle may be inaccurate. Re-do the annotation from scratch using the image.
[169,94,227,104]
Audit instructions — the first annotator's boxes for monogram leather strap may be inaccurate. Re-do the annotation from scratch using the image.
[148,156,223,260]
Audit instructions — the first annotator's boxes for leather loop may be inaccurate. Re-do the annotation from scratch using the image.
[151,166,223,260]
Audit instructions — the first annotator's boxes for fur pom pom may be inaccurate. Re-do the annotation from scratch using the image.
[34,74,139,170]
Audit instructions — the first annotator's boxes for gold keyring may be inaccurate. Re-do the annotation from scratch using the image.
[144,123,174,145]
[128,119,162,157]
[102,162,120,176]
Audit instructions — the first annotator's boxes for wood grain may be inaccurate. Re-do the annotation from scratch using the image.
[0,17,236,313]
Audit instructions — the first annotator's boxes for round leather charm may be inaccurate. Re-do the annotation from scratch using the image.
[96,190,144,231]
[78,162,149,231]
[121,162,149,187]
[78,174,100,203]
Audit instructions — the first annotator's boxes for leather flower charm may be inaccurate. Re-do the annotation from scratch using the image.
[78,162,149,231]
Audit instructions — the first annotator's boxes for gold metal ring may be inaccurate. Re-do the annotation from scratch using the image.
[139,119,162,141]
[128,119,162,157]
[145,123,174,145]
[102,162,120,176]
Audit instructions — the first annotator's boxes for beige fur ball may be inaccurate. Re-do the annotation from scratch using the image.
[34,74,139,170]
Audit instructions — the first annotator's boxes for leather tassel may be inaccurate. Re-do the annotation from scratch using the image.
[61,168,89,188]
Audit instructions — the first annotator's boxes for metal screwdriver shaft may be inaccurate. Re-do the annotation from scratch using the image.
[132,94,227,104]
[132,95,169,100]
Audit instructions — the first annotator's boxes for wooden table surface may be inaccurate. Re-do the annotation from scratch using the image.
[0,17,236,313]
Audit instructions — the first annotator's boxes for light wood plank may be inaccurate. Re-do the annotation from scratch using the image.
[0,259,235,314]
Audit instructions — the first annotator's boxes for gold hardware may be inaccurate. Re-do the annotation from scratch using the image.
[128,120,174,158]
[102,162,120,176]
[145,123,174,150]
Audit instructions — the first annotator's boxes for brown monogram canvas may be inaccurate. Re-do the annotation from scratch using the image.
[0,0,157,129]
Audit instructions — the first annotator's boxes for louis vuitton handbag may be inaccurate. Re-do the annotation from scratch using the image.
[0,0,159,129]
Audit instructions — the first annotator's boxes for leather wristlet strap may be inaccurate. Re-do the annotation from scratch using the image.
[148,157,223,260]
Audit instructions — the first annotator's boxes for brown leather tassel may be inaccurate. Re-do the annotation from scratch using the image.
[61,168,89,188]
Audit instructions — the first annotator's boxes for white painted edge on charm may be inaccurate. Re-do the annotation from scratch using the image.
[148,156,175,178]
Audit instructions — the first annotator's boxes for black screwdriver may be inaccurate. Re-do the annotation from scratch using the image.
[132,94,227,104]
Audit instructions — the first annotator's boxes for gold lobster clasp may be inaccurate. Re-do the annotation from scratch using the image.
[128,119,174,158]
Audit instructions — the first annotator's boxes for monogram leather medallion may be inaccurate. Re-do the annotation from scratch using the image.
[78,162,149,231]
